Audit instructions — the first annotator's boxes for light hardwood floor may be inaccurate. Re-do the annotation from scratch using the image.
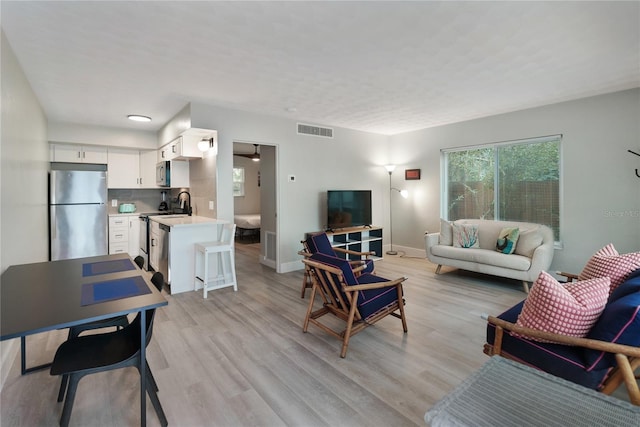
[2,244,536,426]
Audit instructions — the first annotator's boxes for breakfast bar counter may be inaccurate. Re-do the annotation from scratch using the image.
[148,216,228,294]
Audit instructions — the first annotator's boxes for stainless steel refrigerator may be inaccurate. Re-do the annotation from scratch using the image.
[49,163,108,261]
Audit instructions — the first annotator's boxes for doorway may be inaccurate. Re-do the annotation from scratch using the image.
[232,141,278,269]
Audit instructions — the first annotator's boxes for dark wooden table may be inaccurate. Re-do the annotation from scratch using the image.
[1,253,167,427]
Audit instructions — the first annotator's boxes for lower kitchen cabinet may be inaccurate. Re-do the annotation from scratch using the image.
[108,215,139,257]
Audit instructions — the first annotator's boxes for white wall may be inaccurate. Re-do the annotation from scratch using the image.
[189,102,390,272]
[390,88,640,274]
[0,31,49,388]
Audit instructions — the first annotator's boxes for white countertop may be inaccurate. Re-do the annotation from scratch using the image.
[148,215,227,228]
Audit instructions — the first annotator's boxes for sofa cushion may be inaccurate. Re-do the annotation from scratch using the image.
[514,228,544,258]
[431,245,532,271]
[453,223,479,248]
[583,277,640,370]
[439,219,453,246]
[487,301,611,390]
[578,243,640,293]
[496,227,520,254]
[516,271,609,341]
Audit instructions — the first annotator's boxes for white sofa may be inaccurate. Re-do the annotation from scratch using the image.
[425,219,554,292]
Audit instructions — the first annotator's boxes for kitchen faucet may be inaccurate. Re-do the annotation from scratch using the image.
[177,191,192,216]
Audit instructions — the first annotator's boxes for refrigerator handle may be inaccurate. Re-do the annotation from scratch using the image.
[51,207,57,240]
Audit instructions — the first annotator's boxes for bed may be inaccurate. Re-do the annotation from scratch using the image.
[234,214,261,241]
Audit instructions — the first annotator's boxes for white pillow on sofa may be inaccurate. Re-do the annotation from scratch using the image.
[440,219,453,246]
[515,228,543,258]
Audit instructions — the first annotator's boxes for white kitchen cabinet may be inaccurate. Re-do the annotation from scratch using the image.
[139,150,158,188]
[107,148,140,188]
[108,148,159,189]
[158,135,202,162]
[50,143,107,164]
[108,215,140,257]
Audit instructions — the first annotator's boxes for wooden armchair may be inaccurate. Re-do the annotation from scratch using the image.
[301,253,407,357]
[484,268,640,405]
[299,232,375,298]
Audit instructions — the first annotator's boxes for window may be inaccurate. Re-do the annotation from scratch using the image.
[443,135,561,240]
[232,167,245,197]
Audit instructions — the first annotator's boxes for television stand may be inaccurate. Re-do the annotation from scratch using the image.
[306,226,383,260]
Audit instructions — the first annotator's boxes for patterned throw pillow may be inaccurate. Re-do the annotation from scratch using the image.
[452,223,479,248]
[516,271,610,343]
[496,227,520,254]
[578,243,640,293]
[439,219,453,246]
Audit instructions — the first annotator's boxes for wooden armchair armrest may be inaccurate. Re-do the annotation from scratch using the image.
[334,247,375,257]
[345,277,407,292]
[487,315,640,357]
[556,271,579,282]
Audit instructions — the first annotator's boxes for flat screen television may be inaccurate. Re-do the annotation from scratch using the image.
[327,190,372,230]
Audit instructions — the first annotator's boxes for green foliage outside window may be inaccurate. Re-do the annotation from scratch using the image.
[444,137,560,240]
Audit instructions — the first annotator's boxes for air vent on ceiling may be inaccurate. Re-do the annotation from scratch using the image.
[297,123,333,138]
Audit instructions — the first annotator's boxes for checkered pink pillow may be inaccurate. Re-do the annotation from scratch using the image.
[578,244,640,293]
[516,271,610,342]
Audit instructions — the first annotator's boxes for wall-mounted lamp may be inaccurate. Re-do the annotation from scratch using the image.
[198,137,215,152]
[385,165,409,255]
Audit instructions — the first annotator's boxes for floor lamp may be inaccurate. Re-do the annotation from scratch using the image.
[385,165,408,255]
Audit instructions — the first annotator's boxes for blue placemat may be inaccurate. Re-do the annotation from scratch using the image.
[81,276,151,306]
[82,258,136,277]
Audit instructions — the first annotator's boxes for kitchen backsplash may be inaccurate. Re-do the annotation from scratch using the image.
[107,188,188,215]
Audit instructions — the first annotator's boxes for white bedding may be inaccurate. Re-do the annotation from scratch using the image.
[234,214,261,229]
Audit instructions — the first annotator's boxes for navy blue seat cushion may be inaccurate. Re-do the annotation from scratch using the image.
[308,254,399,320]
[309,253,358,285]
[583,277,640,370]
[487,301,610,390]
[354,273,401,319]
[306,233,374,273]
[306,233,337,257]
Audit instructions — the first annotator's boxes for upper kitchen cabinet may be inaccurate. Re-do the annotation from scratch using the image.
[50,143,107,164]
[158,135,202,161]
[107,148,159,189]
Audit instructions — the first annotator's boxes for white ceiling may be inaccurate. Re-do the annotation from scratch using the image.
[2,1,639,136]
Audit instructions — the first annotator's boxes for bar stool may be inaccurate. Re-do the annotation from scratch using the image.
[194,223,238,298]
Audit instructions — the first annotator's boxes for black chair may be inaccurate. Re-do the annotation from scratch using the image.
[50,272,167,427]
[66,256,147,339]
[134,255,144,269]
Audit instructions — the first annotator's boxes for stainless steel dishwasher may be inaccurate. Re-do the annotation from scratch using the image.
[149,220,170,288]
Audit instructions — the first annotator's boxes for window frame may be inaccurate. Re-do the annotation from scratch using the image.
[232,167,245,197]
[441,134,562,244]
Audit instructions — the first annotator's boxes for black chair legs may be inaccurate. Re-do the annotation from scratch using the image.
[55,367,165,426]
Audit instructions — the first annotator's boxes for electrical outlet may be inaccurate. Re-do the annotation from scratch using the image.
[209,201,214,210]
[112,199,118,207]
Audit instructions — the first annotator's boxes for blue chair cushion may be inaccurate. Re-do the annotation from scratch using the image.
[608,269,640,302]
[306,233,337,257]
[308,254,399,319]
[487,301,610,390]
[306,233,374,273]
[309,253,358,285]
[583,279,640,370]
[354,273,401,319]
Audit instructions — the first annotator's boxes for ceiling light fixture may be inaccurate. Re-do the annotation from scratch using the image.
[127,115,152,122]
